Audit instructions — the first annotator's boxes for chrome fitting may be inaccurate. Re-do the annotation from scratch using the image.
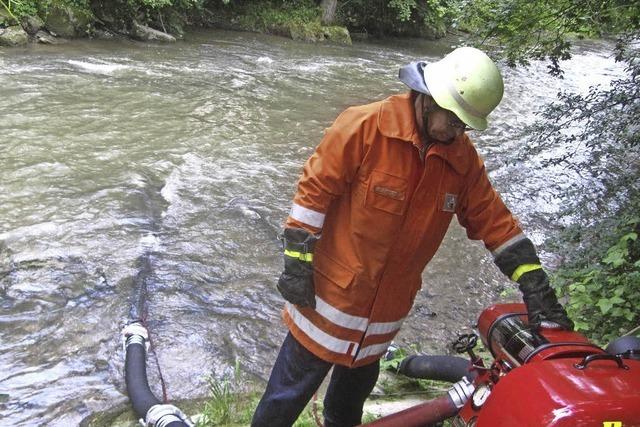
[122,321,150,354]
[448,376,475,409]
[144,404,193,427]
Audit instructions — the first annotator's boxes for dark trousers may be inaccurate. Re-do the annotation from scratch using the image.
[252,332,380,427]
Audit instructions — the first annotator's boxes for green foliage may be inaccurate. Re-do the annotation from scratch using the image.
[129,0,172,9]
[389,0,417,22]
[216,0,321,30]
[460,0,640,75]
[337,0,456,38]
[555,216,640,344]
[1,0,38,21]
[197,361,260,426]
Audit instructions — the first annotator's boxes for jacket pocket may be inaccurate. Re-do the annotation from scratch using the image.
[314,251,355,289]
[365,170,408,215]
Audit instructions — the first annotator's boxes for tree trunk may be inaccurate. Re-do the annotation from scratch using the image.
[320,0,338,25]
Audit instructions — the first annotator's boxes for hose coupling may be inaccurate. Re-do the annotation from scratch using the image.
[143,404,193,427]
[122,320,150,354]
[448,376,475,409]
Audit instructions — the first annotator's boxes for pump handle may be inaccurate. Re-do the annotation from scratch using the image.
[574,353,629,370]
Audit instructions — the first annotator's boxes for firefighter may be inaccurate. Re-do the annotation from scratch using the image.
[251,46,573,427]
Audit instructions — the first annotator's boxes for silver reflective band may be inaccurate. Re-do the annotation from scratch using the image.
[287,303,359,356]
[491,233,527,258]
[366,318,405,337]
[355,340,394,361]
[315,296,368,332]
[290,203,325,228]
[445,80,484,119]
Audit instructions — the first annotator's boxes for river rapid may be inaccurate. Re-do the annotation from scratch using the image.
[0,30,624,425]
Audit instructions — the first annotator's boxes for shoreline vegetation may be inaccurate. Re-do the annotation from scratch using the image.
[0,0,453,47]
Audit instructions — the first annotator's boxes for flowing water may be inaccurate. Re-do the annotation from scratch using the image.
[0,30,624,425]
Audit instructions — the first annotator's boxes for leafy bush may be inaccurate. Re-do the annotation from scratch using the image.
[555,216,640,344]
[337,0,457,38]
[1,0,39,21]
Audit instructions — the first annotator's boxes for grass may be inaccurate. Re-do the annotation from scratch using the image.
[196,344,470,426]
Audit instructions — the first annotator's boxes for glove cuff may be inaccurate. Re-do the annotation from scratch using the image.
[282,227,319,261]
[494,237,541,278]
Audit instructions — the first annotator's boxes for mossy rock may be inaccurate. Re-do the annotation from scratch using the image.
[0,26,29,46]
[288,21,322,42]
[44,2,93,38]
[21,15,45,35]
[288,22,351,44]
[323,25,351,44]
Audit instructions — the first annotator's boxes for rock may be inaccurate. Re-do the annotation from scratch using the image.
[323,26,352,44]
[130,21,176,43]
[21,15,44,35]
[92,29,117,40]
[44,4,91,38]
[35,30,61,45]
[287,23,351,45]
[0,26,29,47]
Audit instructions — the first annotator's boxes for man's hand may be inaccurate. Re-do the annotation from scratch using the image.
[518,269,574,331]
[276,228,318,308]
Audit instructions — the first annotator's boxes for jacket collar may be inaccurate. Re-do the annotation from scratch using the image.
[377,92,471,175]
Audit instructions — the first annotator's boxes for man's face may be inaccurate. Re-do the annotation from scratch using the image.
[417,95,468,145]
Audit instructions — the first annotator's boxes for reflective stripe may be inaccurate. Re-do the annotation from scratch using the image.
[284,249,313,262]
[316,296,368,332]
[445,80,484,119]
[492,233,527,258]
[355,340,393,361]
[290,203,325,229]
[511,264,543,282]
[366,318,405,337]
[286,303,358,356]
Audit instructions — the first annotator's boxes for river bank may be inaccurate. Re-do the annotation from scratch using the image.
[0,0,451,48]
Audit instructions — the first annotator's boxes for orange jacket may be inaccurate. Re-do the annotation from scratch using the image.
[283,92,523,367]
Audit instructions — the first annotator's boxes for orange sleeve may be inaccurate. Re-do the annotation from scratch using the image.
[456,146,523,252]
[285,106,372,233]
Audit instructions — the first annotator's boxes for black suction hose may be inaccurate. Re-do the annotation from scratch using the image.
[123,324,192,427]
[399,355,477,383]
[125,336,161,417]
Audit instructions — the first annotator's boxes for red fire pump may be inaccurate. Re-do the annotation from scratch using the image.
[454,303,640,426]
[364,303,640,427]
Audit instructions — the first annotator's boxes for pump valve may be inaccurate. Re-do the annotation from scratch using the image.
[453,333,480,363]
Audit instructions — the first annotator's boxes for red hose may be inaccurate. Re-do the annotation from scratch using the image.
[359,395,458,427]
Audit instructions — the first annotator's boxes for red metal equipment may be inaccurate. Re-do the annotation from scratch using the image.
[453,303,640,426]
[362,303,640,427]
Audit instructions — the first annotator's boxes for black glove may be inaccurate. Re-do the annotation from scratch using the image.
[494,237,573,331]
[518,269,574,331]
[276,228,318,308]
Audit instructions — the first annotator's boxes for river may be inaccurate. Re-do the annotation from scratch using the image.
[0,29,624,425]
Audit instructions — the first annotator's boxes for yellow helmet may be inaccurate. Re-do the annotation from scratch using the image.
[399,47,504,130]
